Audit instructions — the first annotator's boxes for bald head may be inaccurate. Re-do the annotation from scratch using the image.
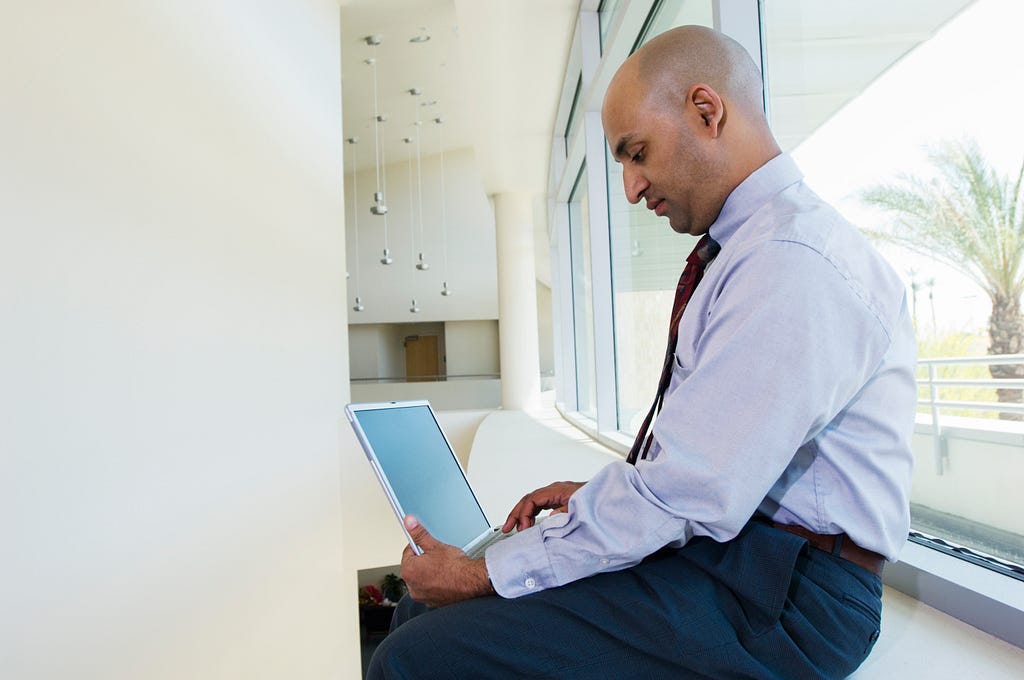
[601,26,780,235]
[633,25,765,120]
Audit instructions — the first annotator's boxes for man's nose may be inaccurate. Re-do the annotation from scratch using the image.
[622,168,647,205]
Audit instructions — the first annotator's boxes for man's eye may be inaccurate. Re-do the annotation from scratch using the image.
[631,151,644,163]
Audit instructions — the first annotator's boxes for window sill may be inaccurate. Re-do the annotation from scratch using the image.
[554,402,631,457]
[885,538,1024,648]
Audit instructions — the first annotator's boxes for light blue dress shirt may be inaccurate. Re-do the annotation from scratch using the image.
[486,154,917,598]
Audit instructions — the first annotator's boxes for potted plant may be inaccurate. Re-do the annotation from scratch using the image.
[381,573,407,604]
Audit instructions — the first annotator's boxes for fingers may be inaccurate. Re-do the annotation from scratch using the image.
[502,481,585,532]
[502,497,537,533]
[404,514,441,553]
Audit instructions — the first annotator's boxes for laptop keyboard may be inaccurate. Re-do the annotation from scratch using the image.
[465,528,513,560]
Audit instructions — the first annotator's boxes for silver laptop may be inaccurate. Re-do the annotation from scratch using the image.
[345,400,512,559]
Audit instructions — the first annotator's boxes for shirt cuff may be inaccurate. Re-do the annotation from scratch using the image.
[484,522,559,598]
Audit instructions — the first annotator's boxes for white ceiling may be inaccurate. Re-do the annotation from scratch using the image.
[763,0,976,151]
[339,0,580,195]
[339,0,976,186]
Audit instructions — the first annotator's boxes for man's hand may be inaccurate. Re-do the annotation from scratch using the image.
[502,480,585,532]
[400,515,495,608]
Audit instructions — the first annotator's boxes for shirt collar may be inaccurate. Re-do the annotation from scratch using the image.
[707,152,803,247]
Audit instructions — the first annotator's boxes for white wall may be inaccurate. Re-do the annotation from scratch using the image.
[911,422,1024,535]
[348,324,383,380]
[345,148,499,323]
[0,2,359,678]
[446,319,501,377]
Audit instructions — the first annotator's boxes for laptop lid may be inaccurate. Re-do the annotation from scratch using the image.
[345,400,493,553]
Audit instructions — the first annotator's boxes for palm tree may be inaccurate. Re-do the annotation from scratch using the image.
[860,138,1024,418]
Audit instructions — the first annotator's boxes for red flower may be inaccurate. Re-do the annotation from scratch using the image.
[363,584,384,604]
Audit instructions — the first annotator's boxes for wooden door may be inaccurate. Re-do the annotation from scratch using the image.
[405,335,439,382]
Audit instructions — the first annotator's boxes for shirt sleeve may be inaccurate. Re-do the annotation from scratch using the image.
[486,236,895,598]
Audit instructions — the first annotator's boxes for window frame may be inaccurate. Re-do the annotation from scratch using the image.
[546,0,1024,648]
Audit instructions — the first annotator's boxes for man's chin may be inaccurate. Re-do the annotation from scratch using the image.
[668,218,708,237]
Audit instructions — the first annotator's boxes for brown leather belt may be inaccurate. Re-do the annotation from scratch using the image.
[772,522,885,576]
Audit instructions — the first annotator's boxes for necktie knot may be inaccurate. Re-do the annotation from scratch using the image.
[691,234,721,266]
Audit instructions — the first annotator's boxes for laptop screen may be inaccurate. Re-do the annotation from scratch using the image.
[352,403,492,548]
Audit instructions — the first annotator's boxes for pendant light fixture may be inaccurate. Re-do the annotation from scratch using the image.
[364,35,392,266]
[365,35,387,217]
[346,137,366,312]
[405,133,419,315]
[436,116,452,296]
[410,88,430,271]
[404,135,420,274]
[380,211,394,264]
[377,111,392,266]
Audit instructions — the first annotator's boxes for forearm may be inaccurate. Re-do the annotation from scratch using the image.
[485,463,689,597]
[414,557,493,607]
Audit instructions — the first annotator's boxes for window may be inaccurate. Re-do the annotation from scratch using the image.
[762,0,1024,573]
[605,0,713,434]
[569,166,597,420]
[564,75,583,148]
[598,0,624,51]
[633,0,713,48]
[550,0,1023,643]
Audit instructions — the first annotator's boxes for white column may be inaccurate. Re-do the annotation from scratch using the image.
[494,192,542,410]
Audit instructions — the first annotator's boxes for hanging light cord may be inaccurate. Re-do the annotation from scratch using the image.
[370,44,382,199]
[407,139,416,264]
[416,104,426,260]
[381,132,390,253]
[438,119,449,283]
[350,143,361,300]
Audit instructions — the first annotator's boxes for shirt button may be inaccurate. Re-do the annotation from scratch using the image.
[524,577,536,589]
[600,558,609,565]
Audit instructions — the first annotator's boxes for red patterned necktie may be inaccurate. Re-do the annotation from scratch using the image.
[626,234,720,465]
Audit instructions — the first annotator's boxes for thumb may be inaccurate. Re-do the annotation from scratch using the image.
[404,515,441,551]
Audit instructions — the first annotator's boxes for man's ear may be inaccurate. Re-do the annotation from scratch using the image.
[689,84,724,137]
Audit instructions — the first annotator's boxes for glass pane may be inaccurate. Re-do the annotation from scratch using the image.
[763,0,1024,570]
[607,0,714,435]
[598,0,623,52]
[569,167,597,419]
[565,75,583,149]
[637,0,714,47]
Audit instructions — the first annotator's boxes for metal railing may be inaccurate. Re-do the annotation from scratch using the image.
[917,353,1024,474]
[350,373,501,384]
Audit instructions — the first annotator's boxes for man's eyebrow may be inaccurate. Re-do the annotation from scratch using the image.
[613,134,634,161]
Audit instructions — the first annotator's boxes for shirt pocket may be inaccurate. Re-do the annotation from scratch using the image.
[671,342,697,384]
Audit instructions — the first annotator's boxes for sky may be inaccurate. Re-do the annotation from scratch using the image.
[792,0,1024,338]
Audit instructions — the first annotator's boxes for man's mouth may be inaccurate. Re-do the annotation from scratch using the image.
[650,199,666,216]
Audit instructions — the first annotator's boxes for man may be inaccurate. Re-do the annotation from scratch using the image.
[368,25,915,679]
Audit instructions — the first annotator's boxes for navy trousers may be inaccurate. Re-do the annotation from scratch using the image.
[367,521,882,679]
